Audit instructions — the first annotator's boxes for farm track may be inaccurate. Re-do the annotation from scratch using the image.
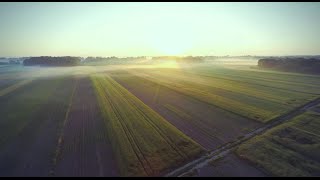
[165,97,320,177]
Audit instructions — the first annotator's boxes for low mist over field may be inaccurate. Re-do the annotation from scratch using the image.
[1,2,320,177]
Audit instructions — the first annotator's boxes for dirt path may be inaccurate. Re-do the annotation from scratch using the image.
[165,97,320,177]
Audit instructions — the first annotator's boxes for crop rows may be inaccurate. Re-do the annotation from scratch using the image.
[91,74,204,176]
[157,69,317,105]
[127,70,274,122]
[110,70,262,150]
[190,66,320,94]
[54,77,118,176]
[127,68,318,122]
[0,76,76,176]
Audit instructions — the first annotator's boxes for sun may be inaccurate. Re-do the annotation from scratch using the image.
[157,60,179,68]
[147,28,194,56]
[152,37,193,56]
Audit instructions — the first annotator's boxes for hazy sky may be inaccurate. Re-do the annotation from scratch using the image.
[1,2,320,57]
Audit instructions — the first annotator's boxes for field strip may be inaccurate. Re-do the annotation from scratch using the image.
[165,97,320,177]
[127,70,274,122]
[91,74,204,176]
[108,77,192,160]
[95,76,153,176]
[50,78,78,176]
[138,70,316,104]
[0,79,33,97]
[163,104,225,143]
[187,71,320,95]
[199,66,320,85]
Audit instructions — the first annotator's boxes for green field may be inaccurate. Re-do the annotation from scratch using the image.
[91,74,204,176]
[0,63,320,176]
[125,67,319,122]
[236,111,320,176]
[109,70,262,150]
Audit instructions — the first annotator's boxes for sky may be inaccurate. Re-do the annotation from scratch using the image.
[1,2,320,57]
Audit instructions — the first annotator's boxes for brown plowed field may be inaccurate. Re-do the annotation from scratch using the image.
[0,77,76,176]
[54,77,119,176]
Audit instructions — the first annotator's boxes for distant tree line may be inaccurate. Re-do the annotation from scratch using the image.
[23,56,81,66]
[258,57,320,74]
[83,56,147,65]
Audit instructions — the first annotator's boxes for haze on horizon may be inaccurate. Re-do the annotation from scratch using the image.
[1,2,320,57]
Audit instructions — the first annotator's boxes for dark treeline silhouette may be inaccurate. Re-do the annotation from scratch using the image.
[23,56,81,66]
[83,56,147,65]
[85,56,145,62]
[258,57,320,74]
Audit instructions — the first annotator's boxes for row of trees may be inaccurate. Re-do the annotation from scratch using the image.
[23,56,81,66]
[258,58,320,74]
[83,56,146,65]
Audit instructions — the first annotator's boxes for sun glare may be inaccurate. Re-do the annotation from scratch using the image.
[147,26,194,56]
[156,60,179,68]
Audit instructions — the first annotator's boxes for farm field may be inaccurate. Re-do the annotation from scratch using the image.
[110,70,262,150]
[54,77,119,176]
[0,76,76,176]
[185,153,267,177]
[0,63,319,177]
[91,74,205,176]
[2,2,320,177]
[123,67,319,122]
[236,111,320,176]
